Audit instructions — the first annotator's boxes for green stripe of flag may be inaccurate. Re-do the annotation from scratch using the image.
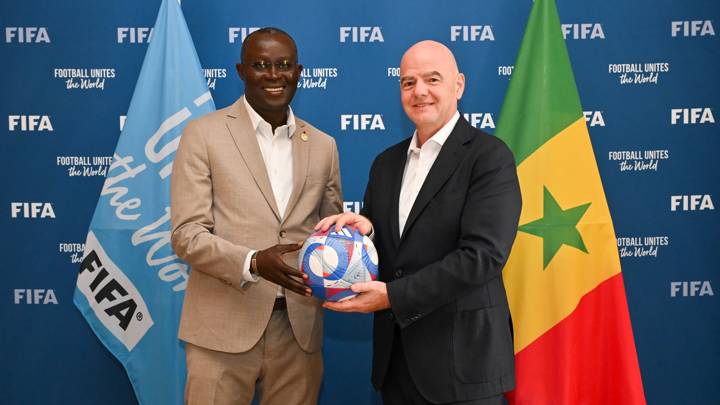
[495,0,584,165]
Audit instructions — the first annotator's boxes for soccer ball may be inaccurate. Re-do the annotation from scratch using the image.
[299,226,379,302]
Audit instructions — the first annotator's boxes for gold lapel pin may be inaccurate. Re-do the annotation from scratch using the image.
[300,131,308,142]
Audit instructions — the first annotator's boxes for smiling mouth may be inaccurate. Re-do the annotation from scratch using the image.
[264,86,285,94]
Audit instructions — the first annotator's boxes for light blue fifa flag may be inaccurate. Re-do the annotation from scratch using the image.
[73,0,214,403]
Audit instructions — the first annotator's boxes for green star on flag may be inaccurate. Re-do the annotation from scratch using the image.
[519,186,591,269]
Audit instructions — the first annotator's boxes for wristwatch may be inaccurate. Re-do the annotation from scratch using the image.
[250,252,259,276]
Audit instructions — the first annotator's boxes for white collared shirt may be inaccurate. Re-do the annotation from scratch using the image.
[241,97,296,290]
[243,97,296,219]
[398,111,460,236]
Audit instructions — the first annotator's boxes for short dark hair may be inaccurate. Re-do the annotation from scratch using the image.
[240,27,298,63]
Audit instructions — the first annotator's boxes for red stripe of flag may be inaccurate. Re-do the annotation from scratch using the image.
[507,273,646,405]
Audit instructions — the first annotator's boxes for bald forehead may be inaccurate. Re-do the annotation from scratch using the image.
[400,40,459,75]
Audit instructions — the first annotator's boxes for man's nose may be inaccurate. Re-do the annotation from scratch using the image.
[413,80,428,96]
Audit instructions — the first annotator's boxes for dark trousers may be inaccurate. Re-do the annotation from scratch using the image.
[381,329,505,405]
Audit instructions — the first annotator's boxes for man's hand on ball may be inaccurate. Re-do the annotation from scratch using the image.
[323,281,390,313]
[254,243,311,296]
[314,212,373,235]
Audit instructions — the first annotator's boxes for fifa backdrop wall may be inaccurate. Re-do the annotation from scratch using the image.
[1,0,717,404]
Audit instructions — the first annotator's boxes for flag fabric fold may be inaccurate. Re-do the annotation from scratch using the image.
[495,0,646,403]
[73,0,214,403]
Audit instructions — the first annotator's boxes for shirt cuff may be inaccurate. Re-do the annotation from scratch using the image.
[241,249,260,286]
[367,226,375,241]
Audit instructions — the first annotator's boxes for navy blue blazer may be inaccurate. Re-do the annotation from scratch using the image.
[362,117,521,402]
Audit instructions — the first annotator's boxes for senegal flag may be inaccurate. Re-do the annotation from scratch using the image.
[495,0,646,403]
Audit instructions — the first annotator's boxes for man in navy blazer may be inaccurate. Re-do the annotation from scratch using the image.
[316,40,521,404]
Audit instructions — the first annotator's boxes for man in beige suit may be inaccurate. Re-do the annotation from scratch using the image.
[171,27,343,404]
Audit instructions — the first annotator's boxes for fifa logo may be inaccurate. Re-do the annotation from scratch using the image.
[561,23,605,40]
[670,281,714,297]
[14,289,58,304]
[117,27,153,43]
[8,115,53,131]
[340,114,385,131]
[671,20,715,37]
[80,250,141,331]
[339,27,384,43]
[76,232,155,350]
[670,195,714,211]
[450,26,495,42]
[228,27,259,43]
[670,108,715,125]
[10,202,56,219]
[5,27,50,43]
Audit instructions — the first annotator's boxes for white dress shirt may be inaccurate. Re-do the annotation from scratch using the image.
[398,111,460,236]
[241,98,296,291]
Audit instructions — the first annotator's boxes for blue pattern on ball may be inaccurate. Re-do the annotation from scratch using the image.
[299,226,379,302]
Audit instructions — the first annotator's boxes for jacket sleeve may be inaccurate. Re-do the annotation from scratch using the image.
[319,137,344,219]
[170,120,251,288]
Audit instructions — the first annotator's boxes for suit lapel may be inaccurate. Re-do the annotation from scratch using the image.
[281,121,310,225]
[388,141,409,248]
[225,97,281,222]
[400,119,471,241]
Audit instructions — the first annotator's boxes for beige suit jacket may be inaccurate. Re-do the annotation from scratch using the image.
[171,96,343,354]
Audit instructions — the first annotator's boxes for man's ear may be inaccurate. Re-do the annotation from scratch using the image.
[236,63,245,82]
[455,72,466,100]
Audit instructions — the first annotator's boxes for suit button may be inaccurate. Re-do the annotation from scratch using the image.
[279,230,287,238]
[394,268,404,278]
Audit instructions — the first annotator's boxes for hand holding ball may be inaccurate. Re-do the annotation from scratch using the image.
[299,226,378,302]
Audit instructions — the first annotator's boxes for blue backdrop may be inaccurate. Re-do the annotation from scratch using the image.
[1,0,717,404]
